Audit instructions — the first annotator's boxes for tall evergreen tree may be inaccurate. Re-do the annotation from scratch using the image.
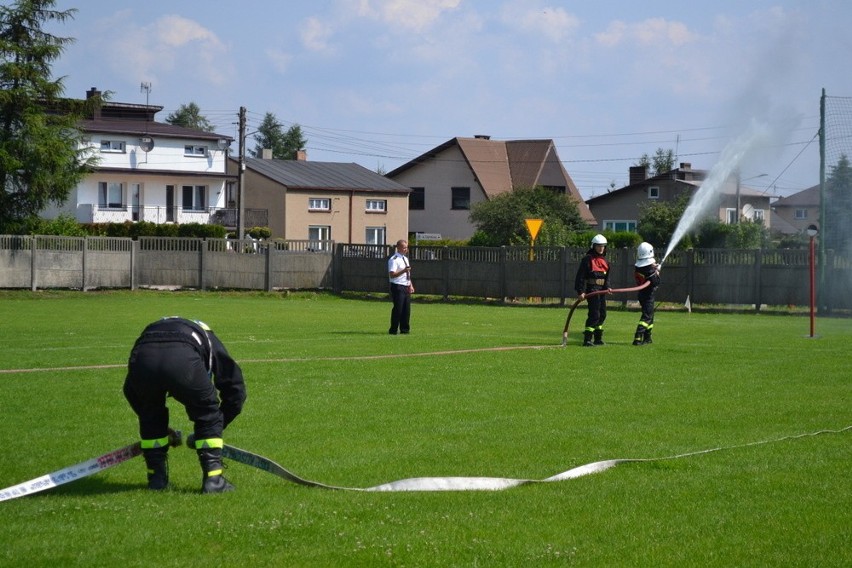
[250,112,307,159]
[0,0,97,232]
[165,101,215,132]
[823,153,852,255]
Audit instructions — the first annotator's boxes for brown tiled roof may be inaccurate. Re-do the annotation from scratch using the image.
[388,136,595,223]
[80,118,232,142]
[772,185,819,207]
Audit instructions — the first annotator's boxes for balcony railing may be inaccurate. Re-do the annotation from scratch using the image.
[81,205,268,228]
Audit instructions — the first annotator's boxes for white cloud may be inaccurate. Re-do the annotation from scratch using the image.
[355,0,462,32]
[595,18,696,48]
[95,13,231,87]
[500,4,580,43]
[265,48,293,73]
[301,16,335,53]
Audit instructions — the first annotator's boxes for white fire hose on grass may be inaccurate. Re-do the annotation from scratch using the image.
[3,426,849,501]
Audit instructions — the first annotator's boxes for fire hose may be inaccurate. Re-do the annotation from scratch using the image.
[2,426,849,500]
[561,280,651,346]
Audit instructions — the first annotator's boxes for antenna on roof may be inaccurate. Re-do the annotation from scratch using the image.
[140,82,152,115]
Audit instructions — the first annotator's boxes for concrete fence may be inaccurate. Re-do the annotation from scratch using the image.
[1,236,849,310]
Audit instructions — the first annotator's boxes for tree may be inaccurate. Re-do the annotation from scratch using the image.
[824,153,852,255]
[636,191,691,250]
[637,147,676,176]
[250,112,307,159]
[0,0,97,233]
[165,101,214,132]
[468,186,587,247]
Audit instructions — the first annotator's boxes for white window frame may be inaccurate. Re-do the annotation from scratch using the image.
[603,220,637,232]
[182,185,207,211]
[98,181,125,209]
[308,225,331,251]
[366,226,385,245]
[753,209,765,224]
[365,199,387,213]
[726,208,737,224]
[100,140,125,153]
[308,198,331,211]
[647,186,660,199]
[794,208,807,220]
[184,145,208,157]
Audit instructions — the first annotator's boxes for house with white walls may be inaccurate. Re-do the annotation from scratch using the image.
[43,88,236,226]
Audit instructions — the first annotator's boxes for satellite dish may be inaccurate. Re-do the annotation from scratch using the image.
[742,203,755,219]
[140,136,154,152]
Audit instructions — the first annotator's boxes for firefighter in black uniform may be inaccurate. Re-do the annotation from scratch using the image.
[633,242,661,345]
[574,234,612,347]
[124,317,247,493]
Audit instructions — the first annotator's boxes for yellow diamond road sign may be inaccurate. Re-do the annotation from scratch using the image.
[525,218,543,240]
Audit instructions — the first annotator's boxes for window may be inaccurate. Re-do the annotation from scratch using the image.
[648,186,660,199]
[451,187,470,210]
[753,209,765,224]
[100,140,125,153]
[366,227,386,245]
[308,198,331,211]
[308,225,331,251]
[182,185,207,211]
[603,220,637,232]
[184,145,208,157]
[366,199,387,213]
[409,187,425,210]
[98,182,125,208]
[794,208,808,220]
[726,208,737,224]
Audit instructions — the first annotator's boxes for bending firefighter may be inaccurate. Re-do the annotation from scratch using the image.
[633,242,661,346]
[124,317,247,493]
[574,234,612,347]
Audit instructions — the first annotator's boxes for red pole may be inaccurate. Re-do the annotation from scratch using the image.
[809,235,816,337]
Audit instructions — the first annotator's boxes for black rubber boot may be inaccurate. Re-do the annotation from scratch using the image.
[633,325,645,346]
[143,447,169,490]
[593,328,605,345]
[643,329,653,345]
[582,330,594,347]
[198,448,234,494]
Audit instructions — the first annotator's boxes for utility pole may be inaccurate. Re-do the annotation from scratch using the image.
[237,106,246,242]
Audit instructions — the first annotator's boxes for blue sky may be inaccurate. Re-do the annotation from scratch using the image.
[46,0,852,199]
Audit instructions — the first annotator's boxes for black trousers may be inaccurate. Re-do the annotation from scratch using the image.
[389,283,411,333]
[584,291,607,329]
[123,341,223,442]
[638,289,655,326]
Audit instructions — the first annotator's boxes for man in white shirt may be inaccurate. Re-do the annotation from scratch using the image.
[387,239,412,334]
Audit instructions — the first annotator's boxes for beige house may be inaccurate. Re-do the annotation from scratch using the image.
[770,185,819,235]
[586,163,773,232]
[227,155,411,244]
[386,136,595,240]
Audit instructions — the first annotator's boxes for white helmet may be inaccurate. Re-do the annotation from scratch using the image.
[635,242,656,267]
[591,234,607,246]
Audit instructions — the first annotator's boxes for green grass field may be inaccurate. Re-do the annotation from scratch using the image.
[1,290,849,567]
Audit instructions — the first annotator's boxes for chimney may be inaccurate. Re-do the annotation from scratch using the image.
[86,87,102,120]
[679,162,691,170]
[295,149,307,161]
[629,165,649,185]
[473,134,491,140]
[261,148,273,160]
